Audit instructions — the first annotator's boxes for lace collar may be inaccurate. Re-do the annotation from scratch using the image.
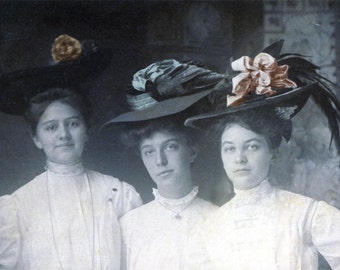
[153,186,199,207]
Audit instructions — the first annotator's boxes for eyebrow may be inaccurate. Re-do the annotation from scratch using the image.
[222,138,262,146]
[140,138,181,150]
[40,116,81,126]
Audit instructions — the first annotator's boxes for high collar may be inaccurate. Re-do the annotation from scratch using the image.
[46,161,85,176]
[234,178,273,199]
[153,186,198,206]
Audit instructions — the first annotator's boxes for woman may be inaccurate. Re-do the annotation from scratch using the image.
[184,42,340,269]
[101,59,224,270]
[0,35,142,269]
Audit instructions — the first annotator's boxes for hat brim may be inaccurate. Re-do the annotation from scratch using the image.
[0,47,111,115]
[101,88,214,130]
[185,83,317,129]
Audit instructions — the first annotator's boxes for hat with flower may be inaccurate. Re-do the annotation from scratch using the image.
[185,40,340,153]
[100,59,226,130]
[0,34,111,115]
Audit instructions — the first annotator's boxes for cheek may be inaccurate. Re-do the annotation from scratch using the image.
[35,134,53,148]
[74,129,87,144]
[221,152,232,167]
[176,151,191,166]
[253,153,272,172]
[141,157,154,173]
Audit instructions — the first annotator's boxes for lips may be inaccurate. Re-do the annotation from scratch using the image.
[157,169,173,176]
[55,143,74,149]
[234,168,251,173]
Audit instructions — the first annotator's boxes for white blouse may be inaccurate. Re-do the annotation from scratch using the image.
[185,180,340,270]
[0,163,142,270]
[120,186,217,270]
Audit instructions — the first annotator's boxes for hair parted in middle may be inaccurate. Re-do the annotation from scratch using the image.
[120,114,199,152]
[25,87,92,135]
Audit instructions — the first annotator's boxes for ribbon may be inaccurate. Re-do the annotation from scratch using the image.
[228,53,297,107]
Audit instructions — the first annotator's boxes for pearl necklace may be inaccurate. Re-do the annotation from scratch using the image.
[46,170,95,270]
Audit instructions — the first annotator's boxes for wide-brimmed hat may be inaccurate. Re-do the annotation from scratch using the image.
[0,34,111,115]
[185,40,340,152]
[100,59,227,129]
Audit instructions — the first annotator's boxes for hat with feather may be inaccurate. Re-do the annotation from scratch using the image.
[185,40,340,153]
[0,34,111,115]
[100,59,227,130]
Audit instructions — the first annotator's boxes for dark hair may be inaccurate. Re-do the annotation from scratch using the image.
[120,116,198,151]
[209,108,292,150]
[25,87,92,135]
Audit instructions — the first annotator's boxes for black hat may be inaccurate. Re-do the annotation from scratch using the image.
[100,59,226,129]
[185,40,340,152]
[0,34,111,115]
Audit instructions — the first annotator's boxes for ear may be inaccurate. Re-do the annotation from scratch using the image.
[32,136,43,149]
[189,145,199,163]
[270,149,279,163]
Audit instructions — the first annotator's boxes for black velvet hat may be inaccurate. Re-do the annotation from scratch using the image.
[185,40,340,152]
[0,34,111,115]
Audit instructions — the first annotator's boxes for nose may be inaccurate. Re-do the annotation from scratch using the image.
[156,150,167,166]
[235,150,247,164]
[59,124,71,140]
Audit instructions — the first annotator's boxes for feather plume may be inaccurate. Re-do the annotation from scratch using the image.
[278,54,340,154]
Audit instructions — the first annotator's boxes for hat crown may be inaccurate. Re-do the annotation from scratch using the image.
[127,59,225,111]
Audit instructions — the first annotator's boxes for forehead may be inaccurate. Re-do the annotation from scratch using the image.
[221,124,266,143]
[39,101,81,122]
[140,130,184,147]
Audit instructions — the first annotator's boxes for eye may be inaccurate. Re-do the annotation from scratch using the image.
[45,124,58,132]
[164,143,179,151]
[222,146,235,153]
[248,144,260,151]
[141,148,155,157]
[68,120,80,128]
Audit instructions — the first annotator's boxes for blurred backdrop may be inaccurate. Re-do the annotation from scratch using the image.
[0,1,339,211]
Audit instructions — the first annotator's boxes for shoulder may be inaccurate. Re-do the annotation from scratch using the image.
[275,187,315,207]
[86,169,140,194]
[0,195,17,213]
[120,201,155,223]
[11,171,47,199]
[87,169,142,216]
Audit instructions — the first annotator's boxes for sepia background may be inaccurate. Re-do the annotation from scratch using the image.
[0,1,339,212]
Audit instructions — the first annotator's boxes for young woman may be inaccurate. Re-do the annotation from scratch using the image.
[0,88,142,269]
[119,117,217,270]
[0,35,142,270]
[101,59,224,270]
[184,47,340,269]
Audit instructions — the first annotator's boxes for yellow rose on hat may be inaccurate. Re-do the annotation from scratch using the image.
[52,34,82,62]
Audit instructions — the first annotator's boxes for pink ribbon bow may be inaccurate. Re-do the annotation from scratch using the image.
[228,53,297,107]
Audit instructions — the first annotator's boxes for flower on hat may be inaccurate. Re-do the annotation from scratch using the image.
[227,52,297,107]
[52,34,82,62]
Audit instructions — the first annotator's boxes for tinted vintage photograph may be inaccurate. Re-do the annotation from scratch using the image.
[0,1,339,269]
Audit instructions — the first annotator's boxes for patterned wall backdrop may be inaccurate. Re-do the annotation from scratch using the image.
[263,0,340,211]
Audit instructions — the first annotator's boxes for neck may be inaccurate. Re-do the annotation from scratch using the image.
[157,179,194,199]
[46,160,84,175]
[234,178,271,195]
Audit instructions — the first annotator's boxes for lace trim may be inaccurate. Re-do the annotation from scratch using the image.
[153,186,199,207]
